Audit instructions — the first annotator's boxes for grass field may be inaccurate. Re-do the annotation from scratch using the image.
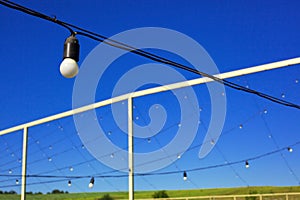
[1,186,300,200]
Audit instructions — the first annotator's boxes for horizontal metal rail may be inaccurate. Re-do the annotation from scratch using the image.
[134,192,300,200]
[1,57,300,136]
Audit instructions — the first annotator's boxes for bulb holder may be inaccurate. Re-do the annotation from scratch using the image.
[63,35,80,62]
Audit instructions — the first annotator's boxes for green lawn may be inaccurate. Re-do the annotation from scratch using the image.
[1,186,300,200]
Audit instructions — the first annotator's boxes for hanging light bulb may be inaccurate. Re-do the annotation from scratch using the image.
[68,180,72,187]
[245,161,250,168]
[287,147,293,153]
[183,171,187,181]
[88,177,95,188]
[60,34,80,78]
[16,179,19,185]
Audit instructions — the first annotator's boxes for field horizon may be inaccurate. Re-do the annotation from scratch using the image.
[1,185,300,200]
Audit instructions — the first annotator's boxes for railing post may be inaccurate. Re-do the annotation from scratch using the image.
[128,97,134,200]
[21,127,28,200]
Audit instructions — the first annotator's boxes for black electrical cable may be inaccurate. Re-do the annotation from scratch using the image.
[0,141,299,187]
[0,0,300,109]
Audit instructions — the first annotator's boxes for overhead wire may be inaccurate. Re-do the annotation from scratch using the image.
[0,106,266,187]
[0,0,300,110]
[1,0,300,191]
[1,141,299,187]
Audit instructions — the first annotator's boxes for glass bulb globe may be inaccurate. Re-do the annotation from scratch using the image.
[60,58,79,78]
[88,182,94,188]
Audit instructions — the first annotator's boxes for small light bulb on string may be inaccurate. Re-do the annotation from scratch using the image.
[88,177,95,188]
[16,179,19,185]
[287,147,293,153]
[183,171,187,181]
[69,167,74,171]
[239,124,243,129]
[281,93,285,98]
[9,169,12,174]
[245,161,250,168]
[68,180,72,187]
[60,35,80,78]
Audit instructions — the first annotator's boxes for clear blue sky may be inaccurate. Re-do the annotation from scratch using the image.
[1,0,300,194]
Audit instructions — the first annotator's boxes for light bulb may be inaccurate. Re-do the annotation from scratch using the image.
[288,147,293,153]
[245,161,250,168]
[60,58,79,78]
[89,177,95,188]
[183,171,187,181]
[60,35,80,78]
[68,180,72,187]
[88,182,94,188]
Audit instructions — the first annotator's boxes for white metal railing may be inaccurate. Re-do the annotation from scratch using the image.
[0,57,300,200]
[134,192,300,200]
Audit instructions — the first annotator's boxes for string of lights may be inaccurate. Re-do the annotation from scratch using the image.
[0,0,300,110]
[258,107,300,184]
[0,140,298,188]
[1,0,300,193]
[0,106,267,186]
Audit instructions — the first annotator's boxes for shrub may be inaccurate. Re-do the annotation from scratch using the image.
[245,190,258,200]
[152,190,169,198]
[97,194,114,200]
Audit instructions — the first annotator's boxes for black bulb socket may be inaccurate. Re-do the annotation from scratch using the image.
[63,35,80,62]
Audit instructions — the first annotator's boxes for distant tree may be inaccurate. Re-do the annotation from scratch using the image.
[152,190,169,198]
[0,190,3,194]
[6,190,17,194]
[35,192,43,195]
[51,189,65,194]
[26,191,33,194]
[97,194,114,200]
